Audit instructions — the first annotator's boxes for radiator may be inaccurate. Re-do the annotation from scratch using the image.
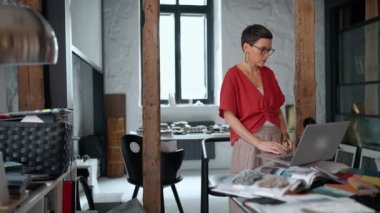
[174,121,216,160]
[177,139,215,160]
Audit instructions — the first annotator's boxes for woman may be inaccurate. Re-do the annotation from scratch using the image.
[219,24,294,174]
[219,24,293,212]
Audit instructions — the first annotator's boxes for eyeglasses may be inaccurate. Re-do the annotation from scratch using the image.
[250,44,275,56]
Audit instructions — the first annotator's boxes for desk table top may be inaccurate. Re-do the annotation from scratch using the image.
[161,132,230,141]
[130,131,230,141]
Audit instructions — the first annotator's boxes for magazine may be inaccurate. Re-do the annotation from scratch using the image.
[211,163,329,198]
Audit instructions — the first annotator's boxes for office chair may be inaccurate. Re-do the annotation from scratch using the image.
[200,136,230,213]
[120,134,184,213]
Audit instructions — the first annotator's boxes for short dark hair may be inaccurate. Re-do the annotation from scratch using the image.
[241,24,273,49]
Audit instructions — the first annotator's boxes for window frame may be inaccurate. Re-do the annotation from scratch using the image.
[160,0,214,105]
[327,1,380,120]
[325,0,380,158]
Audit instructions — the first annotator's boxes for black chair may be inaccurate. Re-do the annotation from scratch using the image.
[78,135,106,176]
[120,134,184,213]
[201,136,230,213]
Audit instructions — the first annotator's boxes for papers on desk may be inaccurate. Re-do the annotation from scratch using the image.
[243,194,375,213]
[211,169,302,198]
[211,163,332,199]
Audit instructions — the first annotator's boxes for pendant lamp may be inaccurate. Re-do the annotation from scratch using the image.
[0,0,58,65]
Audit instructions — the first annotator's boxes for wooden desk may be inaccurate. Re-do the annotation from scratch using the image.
[0,166,75,213]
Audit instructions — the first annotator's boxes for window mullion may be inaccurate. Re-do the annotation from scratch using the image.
[174,7,182,104]
[206,1,213,104]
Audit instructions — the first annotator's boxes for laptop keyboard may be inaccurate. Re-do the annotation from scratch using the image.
[279,155,293,161]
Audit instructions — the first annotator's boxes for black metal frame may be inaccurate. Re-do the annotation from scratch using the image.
[200,136,230,213]
[324,0,377,122]
[75,176,95,211]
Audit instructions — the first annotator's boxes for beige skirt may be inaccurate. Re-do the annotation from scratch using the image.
[230,125,281,174]
[229,125,281,213]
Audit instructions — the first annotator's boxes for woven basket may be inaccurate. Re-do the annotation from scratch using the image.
[0,121,72,178]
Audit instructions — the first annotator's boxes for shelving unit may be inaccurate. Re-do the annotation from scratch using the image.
[0,167,76,213]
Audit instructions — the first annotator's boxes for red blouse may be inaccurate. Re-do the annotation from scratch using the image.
[219,65,285,145]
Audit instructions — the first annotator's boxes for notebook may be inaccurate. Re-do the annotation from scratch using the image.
[257,121,350,166]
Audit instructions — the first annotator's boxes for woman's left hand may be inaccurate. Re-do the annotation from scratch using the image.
[282,139,296,152]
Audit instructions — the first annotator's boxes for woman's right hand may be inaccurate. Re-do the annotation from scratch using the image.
[256,140,288,155]
[282,139,296,152]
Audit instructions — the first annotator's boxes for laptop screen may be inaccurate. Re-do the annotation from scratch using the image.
[290,121,350,166]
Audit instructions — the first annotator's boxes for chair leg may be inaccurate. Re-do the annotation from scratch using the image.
[76,180,81,211]
[132,186,140,198]
[171,184,184,213]
[161,187,165,213]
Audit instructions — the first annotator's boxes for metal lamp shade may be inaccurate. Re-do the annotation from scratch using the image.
[0,5,58,65]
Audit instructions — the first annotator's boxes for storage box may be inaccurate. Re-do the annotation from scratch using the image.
[0,121,72,178]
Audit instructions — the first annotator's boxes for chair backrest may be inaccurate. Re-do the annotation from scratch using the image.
[161,149,184,185]
[120,134,185,186]
[120,134,143,185]
[78,135,107,176]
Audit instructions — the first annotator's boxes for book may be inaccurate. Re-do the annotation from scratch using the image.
[324,183,357,193]
[337,167,380,186]
[335,167,380,194]
[338,167,380,177]
[4,161,23,173]
[211,163,332,198]
[243,194,376,213]
[311,184,355,198]
[5,173,31,199]
[211,169,301,198]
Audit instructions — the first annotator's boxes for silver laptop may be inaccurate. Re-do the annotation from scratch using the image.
[257,121,350,166]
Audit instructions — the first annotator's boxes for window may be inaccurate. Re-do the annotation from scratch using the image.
[336,18,380,147]
[160,0,213,104]
[326,0,380,149]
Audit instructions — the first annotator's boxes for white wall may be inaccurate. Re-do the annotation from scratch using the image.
[222,1,295,106]
[103,0,325,169]
[71,0,103,69]
[103,0,141,131]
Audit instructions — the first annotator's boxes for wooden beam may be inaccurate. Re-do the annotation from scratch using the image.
[364,0,379,115]
[365,0,379,19]
[17,0,45,111]
[294,0,316,141]
[141,0,161,212]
